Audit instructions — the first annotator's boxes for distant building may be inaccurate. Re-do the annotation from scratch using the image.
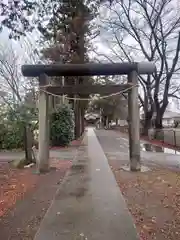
[85,112,100,120]
[160,110,180,127]
[141,110,180,127]
[84,112,100,124]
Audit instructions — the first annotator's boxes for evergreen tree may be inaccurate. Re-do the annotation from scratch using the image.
[0,0,106,138]
[39,0,98,138]
[0,0,109,39]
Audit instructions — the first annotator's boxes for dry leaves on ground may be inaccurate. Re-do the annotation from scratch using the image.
[110,160,180,240]
[0,159,72,218]
[0,163,37,217]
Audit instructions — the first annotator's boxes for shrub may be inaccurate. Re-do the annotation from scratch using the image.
[0,121,25,149]
[0,103,38,150]
[50,104,74,146]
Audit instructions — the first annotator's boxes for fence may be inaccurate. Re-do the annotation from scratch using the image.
[147,128,180,148]
[113,125,180,148]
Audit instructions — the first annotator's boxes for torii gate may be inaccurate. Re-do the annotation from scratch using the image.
[22,62,156,172]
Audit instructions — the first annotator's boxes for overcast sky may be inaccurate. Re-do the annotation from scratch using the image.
[0,1,179,112]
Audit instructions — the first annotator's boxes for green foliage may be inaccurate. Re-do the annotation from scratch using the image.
[0,0,100,40]
[89,78,124,120]
[0,121,25,149]
[0,1,37,39]
[50,104,74,146]
[0,102,38,150]
[91,96,119,120]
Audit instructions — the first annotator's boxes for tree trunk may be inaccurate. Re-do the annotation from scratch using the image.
[79,107,82,136]
[154,112,164,140]
[115,118,118,125]
[81,108,85,134]
[142,117,151,136]
[24,125,34,164]
[142,110,153,136]
[106,117,109,128]
[103,116,106,128]
[155,112,163,129]
[74,100,81,139]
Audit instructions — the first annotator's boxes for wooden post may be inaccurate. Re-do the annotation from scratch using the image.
[38,74,50,173]
[128,71,141,171]
[25,124,34,163]
[106,117,108,129]
[74,99,81,139]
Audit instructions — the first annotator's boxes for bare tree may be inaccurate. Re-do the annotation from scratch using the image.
[98,0,180,135]
[0,41,38,162]
[0,43,22,104]
[0,40,38,101]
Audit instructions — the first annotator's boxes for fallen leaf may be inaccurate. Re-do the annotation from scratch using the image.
[151,217,156,223]
[143,225,152,233]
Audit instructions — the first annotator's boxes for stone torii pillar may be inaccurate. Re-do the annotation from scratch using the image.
[38,74,50,173]
[128,70,140,171]
[127,63,155,171]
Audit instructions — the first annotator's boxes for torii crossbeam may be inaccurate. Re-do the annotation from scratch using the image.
[22,62,156,173]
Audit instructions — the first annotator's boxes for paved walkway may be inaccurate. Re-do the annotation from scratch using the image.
[95,129,180,170]
[34,128,138,240]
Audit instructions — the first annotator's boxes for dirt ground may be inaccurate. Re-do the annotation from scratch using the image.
[0,136,85,239]
[109,159,180,240]
[0,159,72,240]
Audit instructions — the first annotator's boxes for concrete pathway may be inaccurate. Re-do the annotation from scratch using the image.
[34,128,138,240]
[95,129,180,170]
